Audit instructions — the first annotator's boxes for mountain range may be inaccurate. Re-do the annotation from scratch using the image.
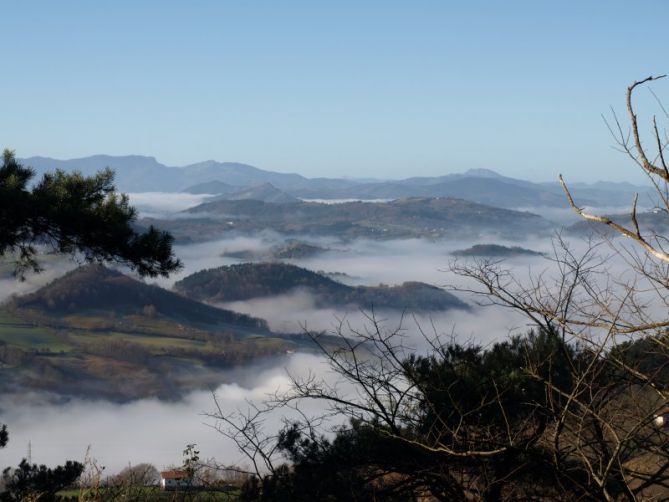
[20,155,654,209]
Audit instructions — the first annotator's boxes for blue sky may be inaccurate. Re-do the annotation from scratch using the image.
[2,1,668,182]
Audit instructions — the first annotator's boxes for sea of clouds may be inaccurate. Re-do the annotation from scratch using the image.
[0,192,658,475]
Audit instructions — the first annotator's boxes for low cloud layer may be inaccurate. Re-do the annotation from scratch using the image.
[126,192,213,219]
[0,354,331,475]
[0,259,78,304]
[2,196,661,478]
[220,291,529,348]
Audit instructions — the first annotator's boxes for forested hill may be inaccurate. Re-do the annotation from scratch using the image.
[451,244,545,257]
[10,264,267,331]
[175,262,349,301]
[0,265,321,401]
[174,262,468,311]
[144,197,555,243]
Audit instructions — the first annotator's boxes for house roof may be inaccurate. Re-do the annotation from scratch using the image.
[160,470,190,480]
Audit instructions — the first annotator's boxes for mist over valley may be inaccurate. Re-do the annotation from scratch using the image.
[5,4,669,497]
[0,161,664,489]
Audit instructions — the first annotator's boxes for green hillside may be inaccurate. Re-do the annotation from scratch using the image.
[0,265,307,401]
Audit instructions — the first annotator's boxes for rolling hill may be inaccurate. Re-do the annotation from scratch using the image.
[451,244,545,258]
[221,240,328,261]
[174,262,468,312]
[145,197,555,243]
[0,265,318,401]
[10,264,267,332]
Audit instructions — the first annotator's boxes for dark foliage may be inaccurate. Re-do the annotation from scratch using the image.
[175,262,467,311]
[175,262,348,302]
[11,264,267,331]
[0,149,180,278]
[450,243,545,257]
[229,77,669,501]
[108,463,160,486]
[241,323,669,500]
[1,459,83,501]
[269,241,326,259]
[608,332,669,386]
[240,330,588,501]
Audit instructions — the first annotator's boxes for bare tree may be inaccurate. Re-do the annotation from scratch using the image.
[450,236,669,500]
[561,75,669,264]
[448,75,669,500]
[211,77,669,501]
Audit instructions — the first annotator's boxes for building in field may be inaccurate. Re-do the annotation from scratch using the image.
[159,470,192,490]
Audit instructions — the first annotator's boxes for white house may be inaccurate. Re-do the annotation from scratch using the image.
[159,470,192,490]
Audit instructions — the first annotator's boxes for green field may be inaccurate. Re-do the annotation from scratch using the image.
[0,307,297,401]
[68,331,208,351]
[0,312,72,351]
[57,486,240,501]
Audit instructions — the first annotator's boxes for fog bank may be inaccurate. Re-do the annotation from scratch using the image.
[127,192,213,219]
[0,354,331,475]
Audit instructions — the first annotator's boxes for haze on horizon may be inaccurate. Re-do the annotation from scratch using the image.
[2,1,668,183]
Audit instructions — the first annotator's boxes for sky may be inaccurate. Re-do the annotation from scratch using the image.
[2,0,668,182]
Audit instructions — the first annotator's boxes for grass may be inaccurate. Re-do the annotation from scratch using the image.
[56,312,225,341]
[68,331,207,351]
[57,486,240,500]
[0,306,294,400]
[0,312,72,351]
[244,335,291,350]
[0,308,293,359]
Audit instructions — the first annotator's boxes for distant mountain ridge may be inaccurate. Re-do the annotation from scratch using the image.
[21,155,311,193]
[145,196,554,242]
[19,154,654,209]
[183,180,241,194]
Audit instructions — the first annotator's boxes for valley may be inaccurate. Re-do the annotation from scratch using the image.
[142,196,555,243]
[0,155,657,487]
[0,157,643,406]
[5,7,668,498]
[0,265,333,401]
